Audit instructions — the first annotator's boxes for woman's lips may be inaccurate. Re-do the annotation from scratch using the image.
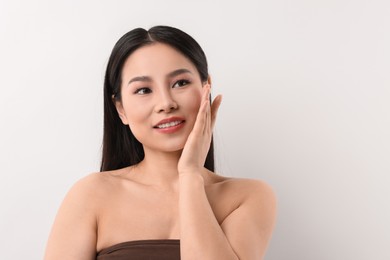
[153,117,185,134]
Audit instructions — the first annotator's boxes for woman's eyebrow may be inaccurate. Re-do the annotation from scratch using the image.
[128,76,151,86]
[127,69,192,86]
[167,68,192,78]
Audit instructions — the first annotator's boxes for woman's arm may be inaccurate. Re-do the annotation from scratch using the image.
[178,85,277,259]
[44,176,98,260]
[219,179,277,259]
[179,173,276,260]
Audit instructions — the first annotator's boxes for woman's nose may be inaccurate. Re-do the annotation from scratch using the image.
[154,90,178,113]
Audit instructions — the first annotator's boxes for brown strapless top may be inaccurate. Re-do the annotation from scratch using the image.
[96,239,180,260]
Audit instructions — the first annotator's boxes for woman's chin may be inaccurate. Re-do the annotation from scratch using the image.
[143,143,185,154]
[161,145,185,153]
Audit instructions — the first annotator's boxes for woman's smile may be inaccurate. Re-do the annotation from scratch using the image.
[153,116,186,133]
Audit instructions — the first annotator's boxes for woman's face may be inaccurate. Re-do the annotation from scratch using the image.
[115,43,206,153]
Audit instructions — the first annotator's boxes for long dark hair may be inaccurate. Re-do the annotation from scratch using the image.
[100,25,215,172]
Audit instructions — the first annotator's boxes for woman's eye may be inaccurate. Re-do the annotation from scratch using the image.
[135,87,152,95]
[173,79,190,88]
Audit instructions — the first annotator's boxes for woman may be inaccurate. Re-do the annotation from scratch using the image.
[44,25,276,260]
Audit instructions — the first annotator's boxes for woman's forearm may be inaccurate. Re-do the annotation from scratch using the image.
[178,172,239,260]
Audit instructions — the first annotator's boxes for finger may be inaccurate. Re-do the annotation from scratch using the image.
[210,94,222,131]
[192,88,210,135]
[205,85,212,134]
[204,83,211,102]
[205,101,210,135]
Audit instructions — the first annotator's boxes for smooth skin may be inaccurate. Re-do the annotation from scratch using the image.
[44,43,276,260]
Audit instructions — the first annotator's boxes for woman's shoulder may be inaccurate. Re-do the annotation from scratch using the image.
[69,171,109,191]
[207,173,276,210]
[65,168,129,202]
[210,173,275,197]
[206,173,276,231]
[214,175,276,214]
[45,170,129,259]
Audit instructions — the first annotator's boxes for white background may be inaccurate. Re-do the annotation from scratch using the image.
[1,0,389,259]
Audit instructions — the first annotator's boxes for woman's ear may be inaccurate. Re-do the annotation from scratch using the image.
[112,95,129,125]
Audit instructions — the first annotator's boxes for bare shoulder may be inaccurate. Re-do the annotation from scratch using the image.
[209,173,277,205]
[69,172,103,192]
[71,170,116,188]
[230,178,277,218]
[44,169,129,259]
[209,175,277,260]
[235,178,276,201]
[44,172,104,260]
[52,171,118,223]
[67,168,127,199]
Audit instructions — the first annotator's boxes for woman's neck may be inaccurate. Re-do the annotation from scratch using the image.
[134,148,182,191]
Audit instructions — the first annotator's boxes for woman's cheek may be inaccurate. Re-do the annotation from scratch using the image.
[124,102,150,139]
[185,88,203,112]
